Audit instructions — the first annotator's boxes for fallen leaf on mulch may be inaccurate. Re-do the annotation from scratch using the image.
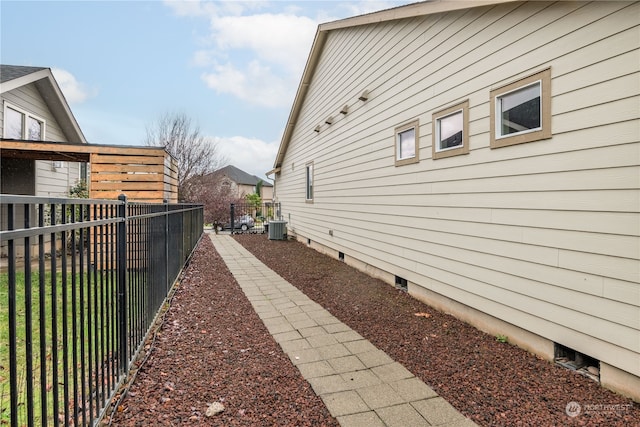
[414,312,431,318]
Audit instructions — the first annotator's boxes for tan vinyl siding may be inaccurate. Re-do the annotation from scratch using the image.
[276,0,640,382]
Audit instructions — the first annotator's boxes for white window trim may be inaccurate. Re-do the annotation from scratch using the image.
[435,109,464,152]
[394,119,420,167]
[305,162,314,203]
[494,80,542,140]
[3,102,47,140]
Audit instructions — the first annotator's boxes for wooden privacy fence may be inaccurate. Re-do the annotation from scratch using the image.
[89,147,178,202]
[0,139,179,203]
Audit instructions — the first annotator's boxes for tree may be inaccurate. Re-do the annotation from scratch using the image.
[144,112,227,202]
[187,173,243,231]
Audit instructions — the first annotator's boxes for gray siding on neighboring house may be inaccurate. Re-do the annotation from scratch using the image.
[2,81,82,197]
[274,0,640,389]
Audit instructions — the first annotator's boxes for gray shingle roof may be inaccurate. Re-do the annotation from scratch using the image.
[1,64,47,83]
[214,165,273,187]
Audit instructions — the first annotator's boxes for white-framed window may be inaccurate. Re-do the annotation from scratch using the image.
[305,162,313,202]
[3,103,46,140]
[432,100,469,159]
[394,120,419,166]
[490,68,551,148]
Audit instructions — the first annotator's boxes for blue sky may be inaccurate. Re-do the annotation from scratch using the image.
[1,0,412,180]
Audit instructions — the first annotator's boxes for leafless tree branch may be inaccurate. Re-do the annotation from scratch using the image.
[144,111,227,201]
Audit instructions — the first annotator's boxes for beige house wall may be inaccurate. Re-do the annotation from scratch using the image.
[274,1,640,399]
[227,180,273,203]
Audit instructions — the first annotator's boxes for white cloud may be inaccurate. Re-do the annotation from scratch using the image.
[166,1,318,108]
[166,1,413,108]
[51,67,94,105]
[201,60,294,108]
[210,13,316,75]
[198,11,317,107]
[337,1,404,17]
[214,135,279,180]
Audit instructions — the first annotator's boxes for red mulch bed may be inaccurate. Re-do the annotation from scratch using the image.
[234,234,639,427]
[108,235,338,426]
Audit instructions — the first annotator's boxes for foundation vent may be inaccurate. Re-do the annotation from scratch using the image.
[395,276,408,292]
[555,343,600,382]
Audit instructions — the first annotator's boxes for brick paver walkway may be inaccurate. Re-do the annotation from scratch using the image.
[210,233,477,427]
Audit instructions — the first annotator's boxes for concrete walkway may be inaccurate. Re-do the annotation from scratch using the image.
[210,233,477,427]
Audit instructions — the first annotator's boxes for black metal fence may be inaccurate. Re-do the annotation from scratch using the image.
[226,201,282,234]
[0,194,203,426]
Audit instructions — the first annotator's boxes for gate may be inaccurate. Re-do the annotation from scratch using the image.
[227,202,281,234]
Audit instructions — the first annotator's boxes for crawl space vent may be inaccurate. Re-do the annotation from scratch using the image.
[555,343,600,382]
[395,276,408,292]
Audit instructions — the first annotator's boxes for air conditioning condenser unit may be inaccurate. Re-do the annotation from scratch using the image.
[268,220,287,240]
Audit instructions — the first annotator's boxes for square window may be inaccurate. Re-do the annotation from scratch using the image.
[490,68,551,148]
[438,111,463,148]
[305,162,313,202]
[432,100,469,159]
[498,83,540,135]
[5,106,23,139]
[394,120,420,166]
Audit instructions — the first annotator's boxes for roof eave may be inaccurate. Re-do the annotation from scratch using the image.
[273,28,327,169]
[1,68,88,144]
[38,69,88,144]
[0,68,50,93]
[320,0,515,31]
[273,0,517,171]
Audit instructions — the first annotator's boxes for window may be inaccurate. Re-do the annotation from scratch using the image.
[490,68,551,148]
[305,162,313,202]
[5,107,22,139]
[394,120,419,166]
[27,116,43,140]
[3,104,45,140]
[432,100,469,159]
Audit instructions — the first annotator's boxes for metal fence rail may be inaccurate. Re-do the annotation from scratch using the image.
[0,194,203,426]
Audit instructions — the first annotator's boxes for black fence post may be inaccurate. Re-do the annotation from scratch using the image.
[164,199,169,295]
[230,203,235,234]
[117,194,128,373]
[7,203,18,427]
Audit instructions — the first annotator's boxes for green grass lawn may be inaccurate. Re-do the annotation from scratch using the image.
[0,268,119,425]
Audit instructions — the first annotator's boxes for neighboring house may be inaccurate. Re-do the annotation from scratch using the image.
[212,164,273,202]
[1,64,87,196]
[270,1,640,400]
